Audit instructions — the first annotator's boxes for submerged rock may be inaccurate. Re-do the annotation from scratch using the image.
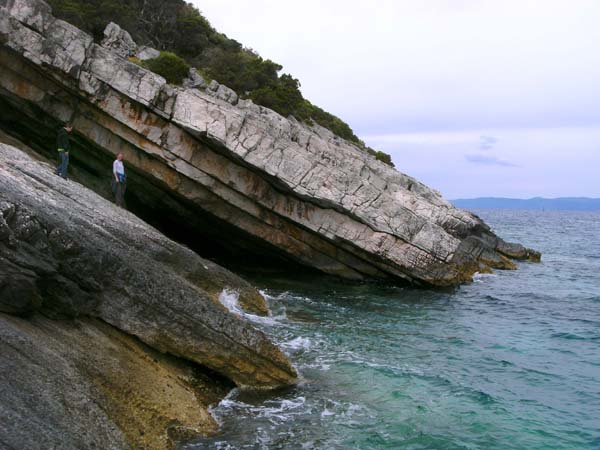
[0,0,539,288]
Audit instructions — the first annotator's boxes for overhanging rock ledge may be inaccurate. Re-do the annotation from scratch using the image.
[0,0,540,286]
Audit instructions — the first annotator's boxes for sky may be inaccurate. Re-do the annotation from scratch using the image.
[191,0,600,198]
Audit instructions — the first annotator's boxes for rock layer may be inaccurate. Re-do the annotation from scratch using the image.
[0,313,229,450]
[0,142,296,390]
[0,0,539,287]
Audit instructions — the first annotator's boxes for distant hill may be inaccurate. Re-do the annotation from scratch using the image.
[452,197,600,211]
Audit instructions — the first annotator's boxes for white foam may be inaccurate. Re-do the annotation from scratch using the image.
[218,289,244,315]
[219,289,287,326]
[321,408,335,417]
[282,336,312,351]
[473,272,499,283]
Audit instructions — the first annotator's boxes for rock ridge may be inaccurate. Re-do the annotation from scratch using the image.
[0,0,540,287]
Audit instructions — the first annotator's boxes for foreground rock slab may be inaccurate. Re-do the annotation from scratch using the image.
[0,140,297,445]
[0,142,296,386]
[0,313,226,450]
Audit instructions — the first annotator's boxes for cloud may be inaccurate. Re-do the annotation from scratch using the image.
[193,0,600,136]
[465,154,517,167]
[479,135,498,151]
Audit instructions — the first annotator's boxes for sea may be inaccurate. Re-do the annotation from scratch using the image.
[183,210,600,450]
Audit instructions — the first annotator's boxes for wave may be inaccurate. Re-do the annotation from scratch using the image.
[219,289,287,326]
[551,332,596,341]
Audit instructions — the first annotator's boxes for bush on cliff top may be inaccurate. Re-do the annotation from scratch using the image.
[47,0,393,165]
[142,52,190,85]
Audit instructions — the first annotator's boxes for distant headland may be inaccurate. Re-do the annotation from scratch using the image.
[452,197,600,211]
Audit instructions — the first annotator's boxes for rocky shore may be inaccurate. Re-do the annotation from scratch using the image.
[0,0,539,287]
[0,0,540,447]
[0,141,296,448]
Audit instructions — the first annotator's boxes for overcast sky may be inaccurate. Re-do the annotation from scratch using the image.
[191,0,600,198]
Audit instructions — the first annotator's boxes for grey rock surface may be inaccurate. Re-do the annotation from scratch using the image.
[101,21,137,58]
[0,142,296,390]
[183,67,208,89]
[135,44,160,61]
[0,313,227,450]
[0,0,540,286]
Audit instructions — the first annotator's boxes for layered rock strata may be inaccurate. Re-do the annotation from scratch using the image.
[0,0,539,287]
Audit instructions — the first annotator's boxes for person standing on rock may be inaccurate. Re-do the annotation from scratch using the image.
[55,123,73,179]
[112,152,127,207]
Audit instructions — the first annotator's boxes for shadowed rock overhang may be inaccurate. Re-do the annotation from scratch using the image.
[0,0,540,287]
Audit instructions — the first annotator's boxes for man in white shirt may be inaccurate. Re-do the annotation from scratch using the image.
[112,153,126,207]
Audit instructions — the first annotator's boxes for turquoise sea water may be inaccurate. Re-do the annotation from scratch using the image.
[185,210,600,449]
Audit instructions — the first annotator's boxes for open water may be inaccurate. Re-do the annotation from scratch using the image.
[184,210,600,449]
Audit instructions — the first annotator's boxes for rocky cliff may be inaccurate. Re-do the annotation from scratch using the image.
[0,140,297,448]
[0,0,539,287]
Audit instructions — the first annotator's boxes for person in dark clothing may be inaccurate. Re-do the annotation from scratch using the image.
[112,152,127,207]
[55,124,73,178]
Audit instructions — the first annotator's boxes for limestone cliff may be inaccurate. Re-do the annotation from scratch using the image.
[0,0,539,287]
[0,0,539,285]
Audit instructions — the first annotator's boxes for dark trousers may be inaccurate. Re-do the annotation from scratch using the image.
[56,152,69,178]
[114,180,126,207]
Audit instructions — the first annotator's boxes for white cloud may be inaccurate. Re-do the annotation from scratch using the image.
[365,126,600,198]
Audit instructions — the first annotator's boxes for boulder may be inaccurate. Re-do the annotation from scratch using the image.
[101,21,137,58]
[0,0,53,33]
[0,0,540,287]
[183,67,208,89]
[135,45,160,61]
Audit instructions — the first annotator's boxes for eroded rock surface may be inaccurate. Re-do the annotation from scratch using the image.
[0,143,296,390]
[0,313,228,450]
[0,0,539,288]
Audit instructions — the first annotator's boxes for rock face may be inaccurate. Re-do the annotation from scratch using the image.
[0,142,296,389]
[101,21,137,58]
[0,0,540,287]
[0,140,297,446]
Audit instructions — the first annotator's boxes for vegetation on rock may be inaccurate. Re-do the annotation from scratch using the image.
[143,51,190,85]
[47,0,394,164]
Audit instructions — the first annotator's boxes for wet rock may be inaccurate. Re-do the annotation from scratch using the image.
[0,313,228,449]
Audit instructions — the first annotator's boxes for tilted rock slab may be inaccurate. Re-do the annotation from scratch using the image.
[0,0,540,286]
[0,313,227,449]
[0,142,296,390]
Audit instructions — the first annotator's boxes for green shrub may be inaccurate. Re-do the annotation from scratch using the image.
[375,151,395,167]
[143,52,189,85]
